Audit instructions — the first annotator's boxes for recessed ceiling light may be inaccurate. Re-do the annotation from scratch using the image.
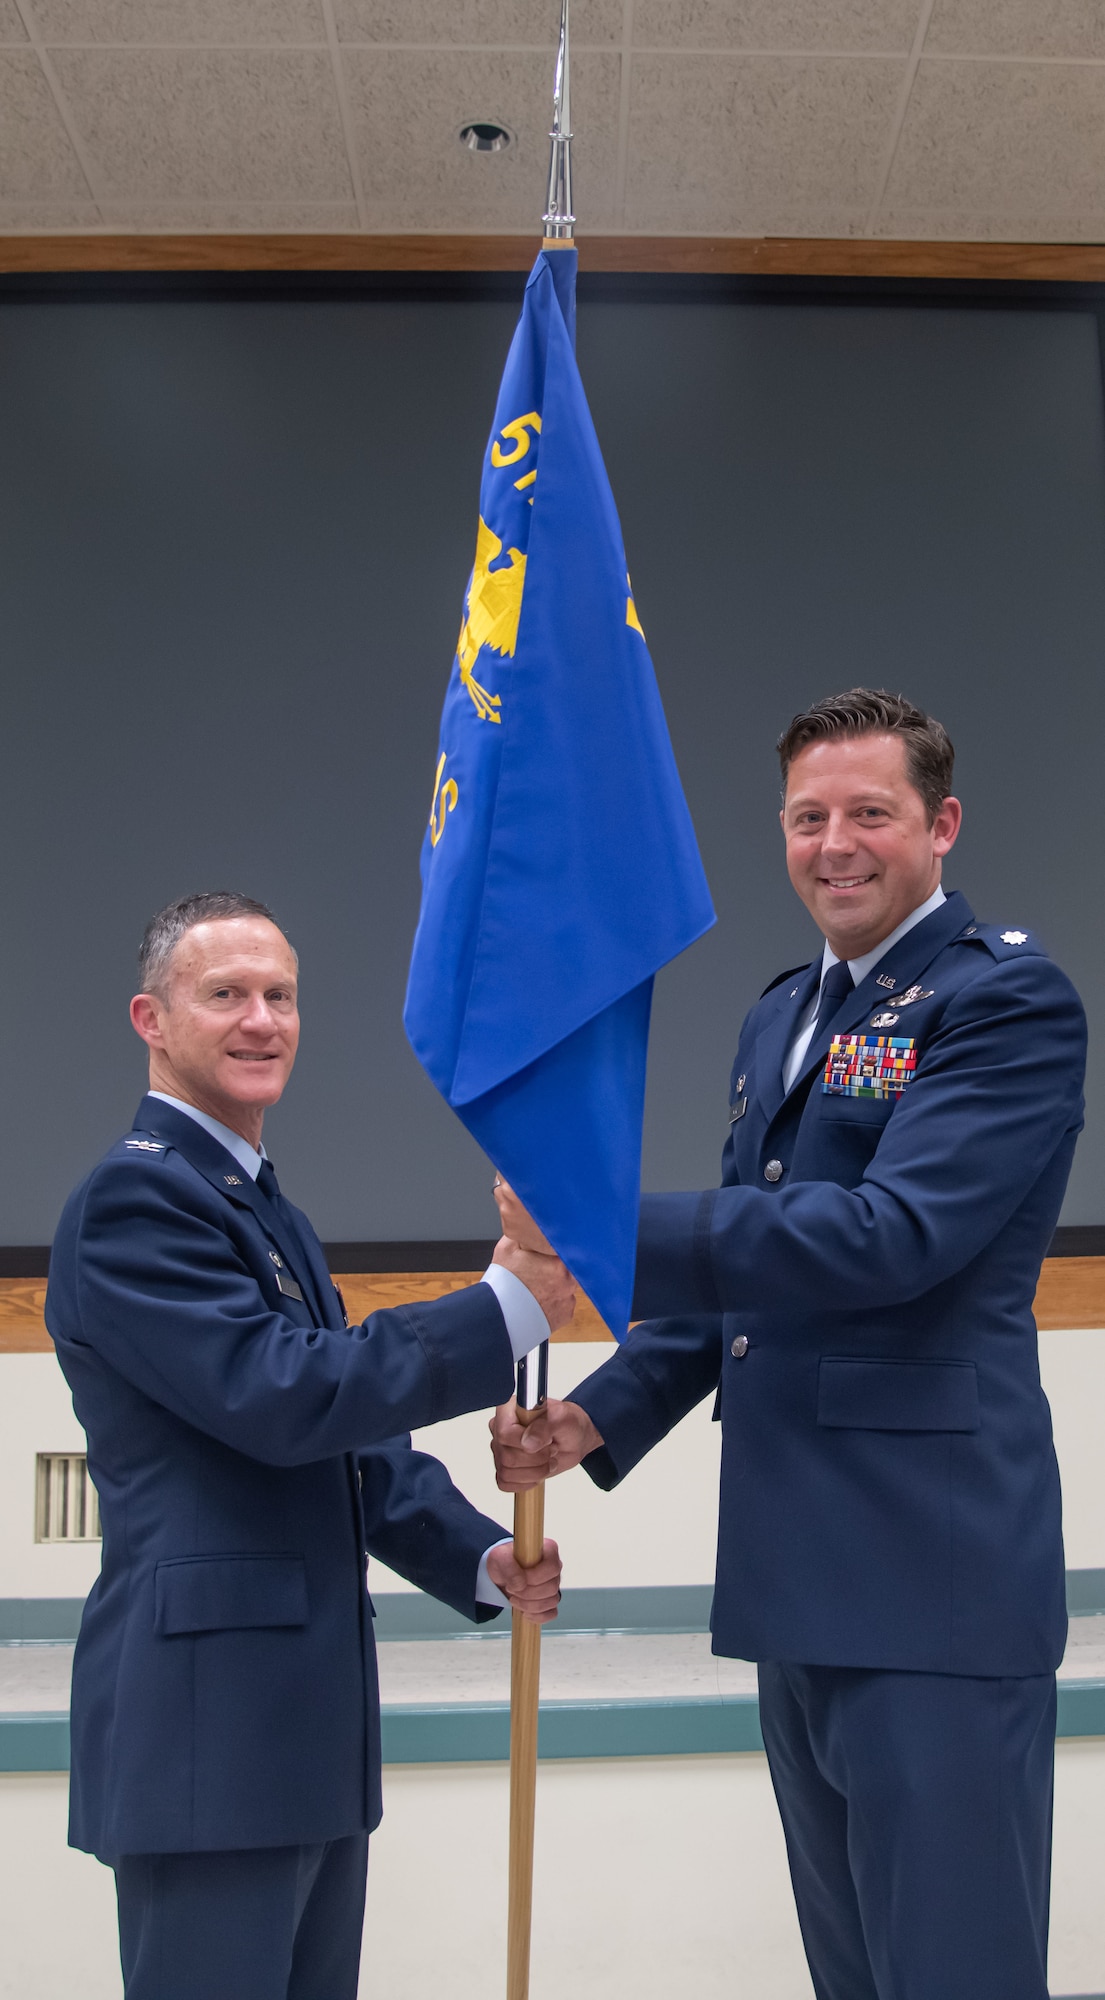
[459,121,512,154]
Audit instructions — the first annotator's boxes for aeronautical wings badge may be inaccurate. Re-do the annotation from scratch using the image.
[870,984,932,1027]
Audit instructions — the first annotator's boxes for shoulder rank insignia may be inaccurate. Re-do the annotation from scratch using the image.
[823,1033,917,1100]
[1001,930,1029,945]
[124,1138,162,1152]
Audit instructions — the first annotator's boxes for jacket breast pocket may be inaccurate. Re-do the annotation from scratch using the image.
[154,1554,309,1636]
[817,1357,980,1433]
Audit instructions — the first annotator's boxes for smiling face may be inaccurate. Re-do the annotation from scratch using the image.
[129,916,300,1147]
[781,732,962,961]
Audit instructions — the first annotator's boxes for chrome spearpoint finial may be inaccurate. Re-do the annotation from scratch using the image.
[542,0,574,241]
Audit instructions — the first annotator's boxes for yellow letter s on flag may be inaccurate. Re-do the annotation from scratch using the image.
[429,752,458,848]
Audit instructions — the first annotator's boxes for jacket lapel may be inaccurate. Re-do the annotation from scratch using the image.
[757,959,821,1126]
[284,1208,343,1328]
[260,1182,337,1327]
[133,1096,322,1310]
[780,890,975,1105]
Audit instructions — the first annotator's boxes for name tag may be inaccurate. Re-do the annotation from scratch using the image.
[823,1034,917,1100]
[275,1270,305,1303]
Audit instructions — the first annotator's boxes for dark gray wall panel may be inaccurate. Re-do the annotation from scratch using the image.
[1,291,1102,1241]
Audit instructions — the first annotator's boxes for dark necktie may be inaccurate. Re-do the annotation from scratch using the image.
[813,958,855,1036]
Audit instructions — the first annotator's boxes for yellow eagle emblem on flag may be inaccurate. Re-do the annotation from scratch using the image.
[455,516,527,723]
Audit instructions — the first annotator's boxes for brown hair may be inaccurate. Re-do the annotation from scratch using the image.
[777,688,954,823]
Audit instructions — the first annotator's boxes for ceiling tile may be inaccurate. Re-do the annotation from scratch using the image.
[926,0,1105,61]
[884,60,1105,222]
[0,50,89,197]
[97,199,360,224]
[48,48,352,199]
[32,1,325,43]
[0,0,27,38]
[341,46,621,229]
[334,0,622,46]
[633,0,918,55]
[623,53,904,232]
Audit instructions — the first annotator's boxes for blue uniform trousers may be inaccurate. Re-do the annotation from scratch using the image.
[757,1663,1055,2000]
[114,1833,369,2000]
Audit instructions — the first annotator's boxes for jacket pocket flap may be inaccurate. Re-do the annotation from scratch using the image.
[154,1555,308,1636]
[819,1094,896,1123]
[817,1357,979,1433]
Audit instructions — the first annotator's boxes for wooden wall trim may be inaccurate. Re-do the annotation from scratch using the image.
[1033,1256,1105,1333]
[0,1274,610,1352]
[0,1279,52,1352]
[3,234,1105,283]
[2,1258,1102,1352]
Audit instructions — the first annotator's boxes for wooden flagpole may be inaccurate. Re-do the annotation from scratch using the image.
[507,8,572,1994]
[505,1456,546,2000]
[505,1339,549,2000]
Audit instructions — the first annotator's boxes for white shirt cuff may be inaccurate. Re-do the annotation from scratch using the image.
[475,1537,514,1609]
[480,1263,550,1363]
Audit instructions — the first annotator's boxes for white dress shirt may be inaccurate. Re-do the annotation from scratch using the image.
[148,1092,267,1178]
[148,1091,530,1609]
[781,885,947,1095]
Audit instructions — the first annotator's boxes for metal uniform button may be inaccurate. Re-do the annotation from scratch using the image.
[731,1335,749,1359]
[763,1159,783,1182]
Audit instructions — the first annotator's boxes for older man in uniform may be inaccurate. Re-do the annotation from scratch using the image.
[493,690,1086,2000]
[47,890,572,2000]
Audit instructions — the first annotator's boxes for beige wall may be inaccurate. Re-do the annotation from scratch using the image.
[1,1334,1103,1997]
[3,1743,1105,1999]
[0,1356,103,1598]
[372,1341,724,1595]
[1041,1328,1105,1572]
[1,1328,1103,1598]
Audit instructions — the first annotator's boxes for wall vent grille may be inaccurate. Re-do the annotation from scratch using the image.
[35,1454,101,1543]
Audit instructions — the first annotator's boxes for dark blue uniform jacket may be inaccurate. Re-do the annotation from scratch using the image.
[573,891,1086,1677]
[46,1096,515,1861]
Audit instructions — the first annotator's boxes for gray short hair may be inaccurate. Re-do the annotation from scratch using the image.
[138,891,293,999]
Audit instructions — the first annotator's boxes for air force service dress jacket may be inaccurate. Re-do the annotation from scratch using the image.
[46,1096,516,1863]
[571,891,1086,1678]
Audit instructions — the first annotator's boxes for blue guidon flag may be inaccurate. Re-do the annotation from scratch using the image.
[404,246,715,1339]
